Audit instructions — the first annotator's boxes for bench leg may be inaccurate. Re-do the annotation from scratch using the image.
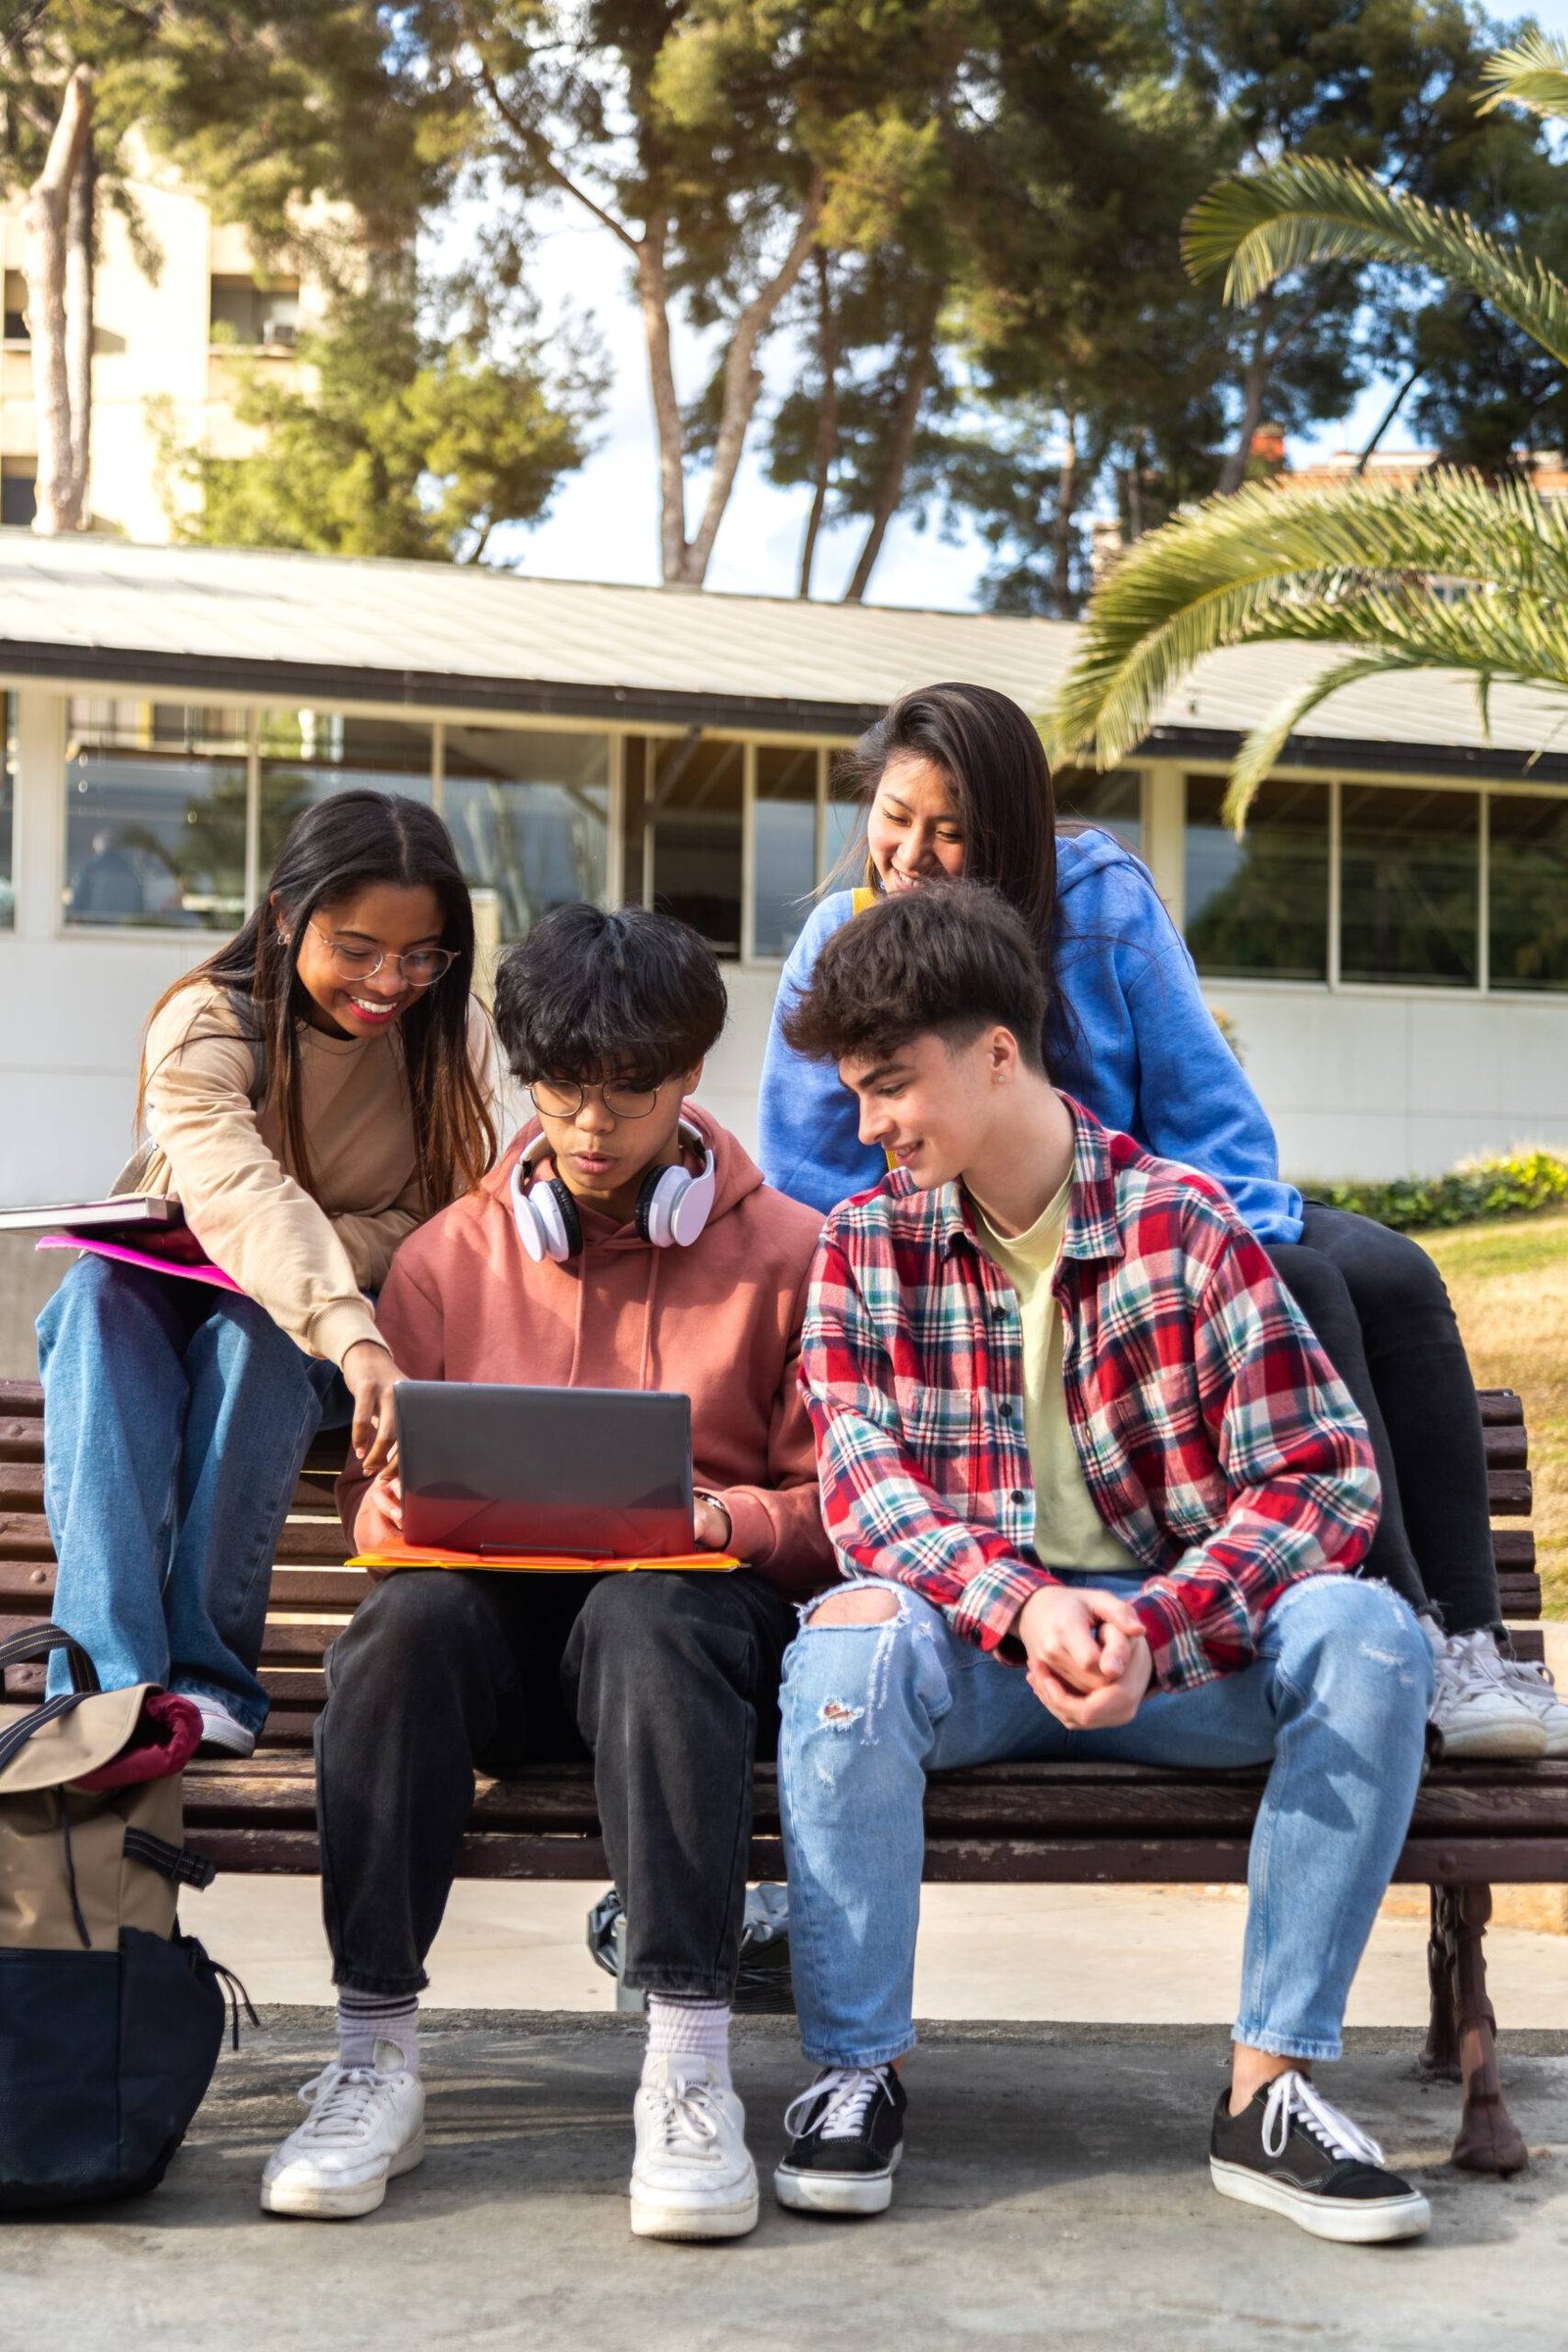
[1420,1884,1529,2176]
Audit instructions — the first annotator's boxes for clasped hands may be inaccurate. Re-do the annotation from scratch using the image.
[1014,1584,1153,1730]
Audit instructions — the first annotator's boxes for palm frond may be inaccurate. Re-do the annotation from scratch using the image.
[1219,653,1436,832]
[1183,158,1568,368]
[1043,470,1568,774]
[1477,32,1568,122]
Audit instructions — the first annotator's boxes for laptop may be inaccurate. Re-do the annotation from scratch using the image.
[0,1194,186,1236]
[395,1383,696,1557]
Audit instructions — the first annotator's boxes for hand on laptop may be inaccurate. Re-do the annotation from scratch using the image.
[368,1466,404,1530]
[1015,1585,1153,1731]
[343,1342,405,1477]
[694,1493,733,1550]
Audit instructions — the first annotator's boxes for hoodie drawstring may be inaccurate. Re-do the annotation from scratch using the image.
[638,1248,660,1391]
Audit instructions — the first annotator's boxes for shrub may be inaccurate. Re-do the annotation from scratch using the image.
[1303,1149,1568,1234]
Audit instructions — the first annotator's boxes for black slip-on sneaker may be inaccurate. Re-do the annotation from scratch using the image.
[1210,2072,1431,2244]
[774,2065,906,2216]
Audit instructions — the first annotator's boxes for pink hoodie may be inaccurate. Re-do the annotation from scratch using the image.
[339,1103,834,1598]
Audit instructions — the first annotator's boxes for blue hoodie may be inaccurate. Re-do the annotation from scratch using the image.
[758,829,1304,1244]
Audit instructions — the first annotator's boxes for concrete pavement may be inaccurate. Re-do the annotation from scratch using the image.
[10,2014,1566,2352]
[180,1873,1568,2021]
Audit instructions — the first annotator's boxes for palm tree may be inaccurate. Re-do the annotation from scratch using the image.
[1045,34,1568,825]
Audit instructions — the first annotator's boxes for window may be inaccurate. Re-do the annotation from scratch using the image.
[637,736,745,956]
[753,746,819,958]
[64,701,248,930]
[0,695,14,929]
[3,270,26,341]
[1489,792,1568,992]
[2,459,36,529]
[210,275,301,349]
[1340,784,1479,987]
[258,712,433,872]
[1185,775,1330,982]
[443,725,609,941]
[821,755,861,886]
[1057,768,1144,857]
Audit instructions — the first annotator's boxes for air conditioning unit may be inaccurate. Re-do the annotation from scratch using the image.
[260,318,298,348]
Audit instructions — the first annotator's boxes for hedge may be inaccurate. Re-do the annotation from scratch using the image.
[1302,1150,1568,1234]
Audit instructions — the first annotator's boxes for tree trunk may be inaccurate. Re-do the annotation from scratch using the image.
[65,131,93,521]
[679,173,825,588]
[24,64,93,535]
[841,276,945,605]
[1217,293,1274,498]
[1051,409,1079,618]
[797,249,838,600]
[631,212,690,588]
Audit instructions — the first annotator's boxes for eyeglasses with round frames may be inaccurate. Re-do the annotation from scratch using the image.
[528,1077,664,1121]
[307,923,458,988]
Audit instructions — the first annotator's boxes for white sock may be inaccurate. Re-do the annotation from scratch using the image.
[336,1989,419,2076]
[644,1996,732,2088]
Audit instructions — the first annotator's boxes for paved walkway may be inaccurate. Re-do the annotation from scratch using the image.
[12,2015,1567,2352]
[182,1874,1568,2020]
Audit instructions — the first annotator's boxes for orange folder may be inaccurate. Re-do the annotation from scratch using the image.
[349,1537,740,1577]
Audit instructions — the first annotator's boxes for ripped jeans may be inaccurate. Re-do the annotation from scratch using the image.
[777,1572,1432,2072]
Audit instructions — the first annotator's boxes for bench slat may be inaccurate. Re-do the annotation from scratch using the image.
[183,1754,1568,1839]
[180,1825,1568,1886]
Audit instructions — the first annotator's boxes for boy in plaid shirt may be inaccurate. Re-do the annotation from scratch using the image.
[770,881,1433,2246]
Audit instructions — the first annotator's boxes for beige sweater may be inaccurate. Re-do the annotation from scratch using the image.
[119,979,491,1368]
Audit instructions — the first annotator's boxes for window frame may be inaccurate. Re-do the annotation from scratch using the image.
[1178,763,1568,1002]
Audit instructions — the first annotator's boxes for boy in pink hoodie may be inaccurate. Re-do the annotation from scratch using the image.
[262,906,833,2239]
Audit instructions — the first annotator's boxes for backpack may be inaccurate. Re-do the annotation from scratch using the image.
[0,1627,243,2211]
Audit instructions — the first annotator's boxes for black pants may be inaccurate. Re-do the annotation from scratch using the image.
[1267,1202,1498,1636]
[316,1566,798,1999]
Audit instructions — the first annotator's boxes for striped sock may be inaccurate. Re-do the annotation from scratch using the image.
[336,1988,419,2076]
[644,1995,732,2088]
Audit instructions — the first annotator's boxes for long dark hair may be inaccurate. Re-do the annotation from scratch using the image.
[140,790,495,1211]
[830,682,1058,950]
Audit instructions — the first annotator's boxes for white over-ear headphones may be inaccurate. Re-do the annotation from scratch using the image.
[510,1117,717,1264]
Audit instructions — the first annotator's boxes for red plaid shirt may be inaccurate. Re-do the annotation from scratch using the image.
[800,1101,1380,1691]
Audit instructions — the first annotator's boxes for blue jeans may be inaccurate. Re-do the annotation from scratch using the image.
[39,1252,348,1732]
[778,1572,1433,2070]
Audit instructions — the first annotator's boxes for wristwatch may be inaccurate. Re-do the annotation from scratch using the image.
[693,1489,733,1548]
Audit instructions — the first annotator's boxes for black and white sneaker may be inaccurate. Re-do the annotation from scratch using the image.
[1210,2072,1431,2244]
[774,2065,906,2216]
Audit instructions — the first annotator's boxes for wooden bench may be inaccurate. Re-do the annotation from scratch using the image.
[4,1375,1564,2176]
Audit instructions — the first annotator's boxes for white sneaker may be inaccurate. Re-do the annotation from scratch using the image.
[629,2056,759,2241]
[193,1699,258,1759]
[1429,1629,1548,1761]
[261,2047,425,2220]
[1495,1653,1568,1757]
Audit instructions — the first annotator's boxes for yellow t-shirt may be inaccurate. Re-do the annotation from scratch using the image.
[973,1175,1140,1577]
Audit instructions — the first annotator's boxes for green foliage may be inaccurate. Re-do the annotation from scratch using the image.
[1305,1149,1568,1233]
[159,288,601,564]
[1047,31,1568,812]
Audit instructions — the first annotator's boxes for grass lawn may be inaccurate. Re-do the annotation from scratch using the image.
[1420,1209,1568,1621]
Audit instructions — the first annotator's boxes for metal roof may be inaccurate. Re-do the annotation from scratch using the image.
[1,531,1566,779]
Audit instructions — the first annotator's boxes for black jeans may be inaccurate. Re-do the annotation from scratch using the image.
[316,1566,798,1999]
[1267,1202,1498,1637]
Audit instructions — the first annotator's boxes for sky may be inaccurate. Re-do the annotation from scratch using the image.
[479,2,1568,613]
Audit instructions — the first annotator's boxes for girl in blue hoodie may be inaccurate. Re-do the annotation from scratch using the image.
[760,680,1565,1760]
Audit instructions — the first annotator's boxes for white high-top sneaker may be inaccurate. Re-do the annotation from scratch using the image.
[1495,1652,1568,1757]
[629,2056,759,2241]
[194,1698,257,1759]
[1429,1629,1548,1761]
[261,2044,425,2220]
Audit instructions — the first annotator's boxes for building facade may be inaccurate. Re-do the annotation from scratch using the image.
[0,146,331,539]
[1,537,1565,1203]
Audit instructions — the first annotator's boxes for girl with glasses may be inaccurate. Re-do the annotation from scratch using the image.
[38,788,496,1755]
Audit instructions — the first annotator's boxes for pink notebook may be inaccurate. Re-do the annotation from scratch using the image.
[36,1234,242,1294]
